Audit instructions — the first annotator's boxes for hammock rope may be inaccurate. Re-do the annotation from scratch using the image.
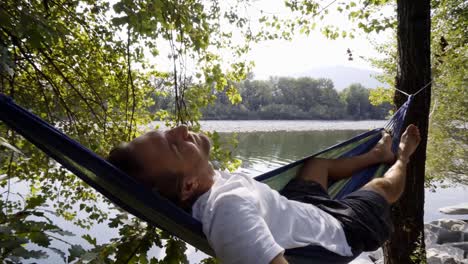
[394,79,432,97]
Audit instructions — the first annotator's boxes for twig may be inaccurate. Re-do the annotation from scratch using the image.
[126,27,136,139]
[5,152,15,215]
[38,48,104,127]
[169,31,182,124]
[13,49,80,132]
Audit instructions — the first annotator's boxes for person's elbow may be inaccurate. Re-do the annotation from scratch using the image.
[270,253,289,264]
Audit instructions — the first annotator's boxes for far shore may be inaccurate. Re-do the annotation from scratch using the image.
[149,120,388,133]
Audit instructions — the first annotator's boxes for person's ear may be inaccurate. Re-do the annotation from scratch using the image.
[180,176,199,202]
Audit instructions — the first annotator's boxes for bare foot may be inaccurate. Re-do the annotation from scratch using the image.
[398,124,421,163]
[372,131,395,164]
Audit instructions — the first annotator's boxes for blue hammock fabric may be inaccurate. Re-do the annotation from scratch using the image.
[0,93,412,263]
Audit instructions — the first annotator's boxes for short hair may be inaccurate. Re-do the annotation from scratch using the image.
[106,143,184,208]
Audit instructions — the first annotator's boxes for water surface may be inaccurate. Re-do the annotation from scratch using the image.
[150,120,387,132]
[229,130,364,176]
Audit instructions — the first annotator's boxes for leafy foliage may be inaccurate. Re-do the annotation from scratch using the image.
[0,195,76,263]
[426,0,467,184]
[0,0,256,262]
[255,0,396,41]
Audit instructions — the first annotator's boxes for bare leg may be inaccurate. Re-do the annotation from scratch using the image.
[298,132,395,189]
[362,124,421,204]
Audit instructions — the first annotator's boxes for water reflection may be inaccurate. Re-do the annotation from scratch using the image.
[222,130,365,177]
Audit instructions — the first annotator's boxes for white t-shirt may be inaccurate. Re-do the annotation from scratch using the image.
[192,171,352,264]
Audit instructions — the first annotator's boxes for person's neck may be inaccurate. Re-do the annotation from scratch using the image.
[182,165,215,211]
[198,163,215,194]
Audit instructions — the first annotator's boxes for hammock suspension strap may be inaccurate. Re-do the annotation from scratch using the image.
[394,79,432,97]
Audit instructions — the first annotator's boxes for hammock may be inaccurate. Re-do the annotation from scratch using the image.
[0,93,412,264]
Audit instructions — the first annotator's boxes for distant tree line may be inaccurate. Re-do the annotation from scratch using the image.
[198,76,392,120]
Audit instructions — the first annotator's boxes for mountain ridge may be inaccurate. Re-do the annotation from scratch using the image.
[293,65,386,91]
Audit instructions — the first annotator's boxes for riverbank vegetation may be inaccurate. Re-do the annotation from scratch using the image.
[153,76,392,120]
[205,78,392,120]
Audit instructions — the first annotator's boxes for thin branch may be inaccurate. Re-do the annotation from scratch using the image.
[38,48,104,127]
[4,153,15,215]
[45,232,75,246]
[126,27,136,140]
[42,50,108,113]
[3,24,106,132]
[13,50,79,131]
[169,31,182,124]
[2,27,78,124]
[315,0,339,17]
[36,76,54,121]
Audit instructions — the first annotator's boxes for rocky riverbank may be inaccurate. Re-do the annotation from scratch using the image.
[353,218,468,264]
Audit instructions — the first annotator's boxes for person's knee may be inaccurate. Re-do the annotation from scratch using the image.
[365,178,401,204]
[297,158,329,188]
[302,158,329,172]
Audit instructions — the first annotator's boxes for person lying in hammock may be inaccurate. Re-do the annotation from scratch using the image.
[107,124,421,264]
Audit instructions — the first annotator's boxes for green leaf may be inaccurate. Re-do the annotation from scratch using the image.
[29,231,51,247]
[25,196,46,210]
[82,234,97,246]
[199,257,219,264]
[50,247,66,262]
[10,247,47,260]
[67,244,86,263]
[0,236,28,249]
[52,229,75,236]
[77,251,99,262]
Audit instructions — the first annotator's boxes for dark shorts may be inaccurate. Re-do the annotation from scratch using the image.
[280,178,393,253]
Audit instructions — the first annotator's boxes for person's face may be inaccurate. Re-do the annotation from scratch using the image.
[128,125,212,186]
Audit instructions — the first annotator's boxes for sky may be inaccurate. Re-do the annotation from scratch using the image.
[249,33,383,79]
[145,0,394,80]
[244,0,392,79]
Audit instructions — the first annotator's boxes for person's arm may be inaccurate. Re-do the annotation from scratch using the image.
[206,192,284,264]
[270,253,289,264]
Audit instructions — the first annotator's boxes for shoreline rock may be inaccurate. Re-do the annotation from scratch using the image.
[353,218,468,264]
[440,203,468,215]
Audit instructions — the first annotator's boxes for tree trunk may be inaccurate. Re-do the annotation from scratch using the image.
[383,0,431,263]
